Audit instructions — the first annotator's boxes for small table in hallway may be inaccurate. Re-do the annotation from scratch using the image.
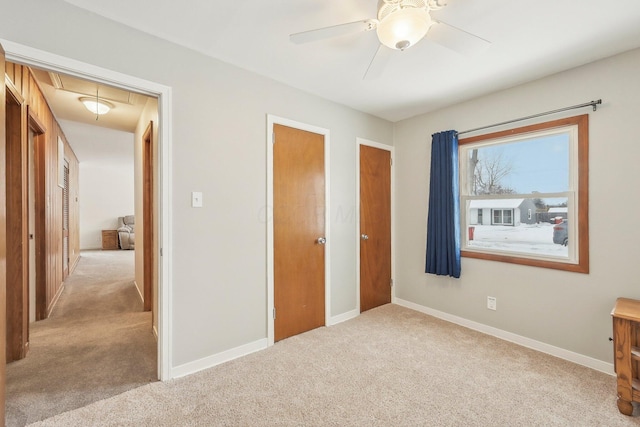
[101,229,119,250]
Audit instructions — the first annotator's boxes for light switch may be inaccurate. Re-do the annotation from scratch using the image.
[192,191,203,208]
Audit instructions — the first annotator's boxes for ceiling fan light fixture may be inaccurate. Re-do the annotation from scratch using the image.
[79,97,113,115]
[376,7,431,50]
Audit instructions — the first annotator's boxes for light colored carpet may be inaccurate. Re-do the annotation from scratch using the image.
[28,303,640,426]
[6,250,157,427]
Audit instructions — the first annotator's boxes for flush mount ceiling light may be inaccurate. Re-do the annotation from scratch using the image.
[376,5,432,51]
[79,97,114,115]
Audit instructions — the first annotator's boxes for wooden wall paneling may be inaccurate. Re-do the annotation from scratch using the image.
[5,62,14,89]
[14,65,23,95]
[4,63,80,321]
[5,76,29,362]
[1,42,9,423]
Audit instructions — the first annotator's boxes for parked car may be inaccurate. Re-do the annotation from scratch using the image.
[553,220,568,246]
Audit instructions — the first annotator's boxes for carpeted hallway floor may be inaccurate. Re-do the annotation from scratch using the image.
[5,250,158,427]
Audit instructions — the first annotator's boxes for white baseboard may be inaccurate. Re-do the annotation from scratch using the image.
[171,308,360,379]
[394,298,614,375]
[171,338,268,379]
[328,308,359,326]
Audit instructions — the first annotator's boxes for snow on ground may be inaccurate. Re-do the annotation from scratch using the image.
[467,223,568,257]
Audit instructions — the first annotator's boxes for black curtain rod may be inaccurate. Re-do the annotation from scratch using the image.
[457,99,602,136]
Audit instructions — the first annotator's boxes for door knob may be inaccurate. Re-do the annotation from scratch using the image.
[317,237,327,245]
[361,234,369,240]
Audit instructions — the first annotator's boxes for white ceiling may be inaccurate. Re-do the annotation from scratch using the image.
[62,0,640,122]
[31,68,150,133]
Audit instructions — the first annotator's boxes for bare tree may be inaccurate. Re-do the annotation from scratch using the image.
[471,150,515,195]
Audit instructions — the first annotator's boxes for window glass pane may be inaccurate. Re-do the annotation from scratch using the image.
[468,133,569,195]
[459,115,588,272]
[504,210,512,224]
[467,197,569,257]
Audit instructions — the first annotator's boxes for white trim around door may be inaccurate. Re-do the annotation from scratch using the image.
[1,38,174,381]
[266,115,331,346]
[355,138,396,311]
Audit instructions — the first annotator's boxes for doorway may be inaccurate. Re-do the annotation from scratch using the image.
[2,40,172,382]
[267,116,331,345]
[357,139,393,313]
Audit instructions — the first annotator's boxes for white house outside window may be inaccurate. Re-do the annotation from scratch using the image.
[459,115,589,273]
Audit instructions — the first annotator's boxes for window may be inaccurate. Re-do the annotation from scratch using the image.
[459,115,589,273]
[492,209,513,225]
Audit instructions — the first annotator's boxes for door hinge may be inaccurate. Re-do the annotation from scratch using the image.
[272,132,276,144]
[273,307,276,320]
[390,279,394,287]
[160,247,163,256]
[390,157,393,166]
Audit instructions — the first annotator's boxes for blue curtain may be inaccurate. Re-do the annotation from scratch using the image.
[425,130,461,278]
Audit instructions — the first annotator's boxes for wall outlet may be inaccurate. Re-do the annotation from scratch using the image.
[487,296,497,311]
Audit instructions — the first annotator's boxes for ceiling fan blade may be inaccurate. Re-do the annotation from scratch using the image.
[290,19,376,44]
[363,44,395,80]
[426,20,490,56]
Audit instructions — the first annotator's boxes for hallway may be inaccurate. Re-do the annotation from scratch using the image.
[5,250,157,426]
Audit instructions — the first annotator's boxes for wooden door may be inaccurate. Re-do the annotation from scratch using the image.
[0,41,8,422]
[360,145,392,312]
[273,124,325,342]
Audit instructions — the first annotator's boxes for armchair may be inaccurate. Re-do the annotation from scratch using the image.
[117,215,135,250]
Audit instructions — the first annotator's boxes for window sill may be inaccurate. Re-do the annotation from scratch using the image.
[461,249,589,273]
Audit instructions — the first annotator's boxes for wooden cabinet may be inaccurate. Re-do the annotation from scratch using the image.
[101,230,119,250]
[611,297,640,415]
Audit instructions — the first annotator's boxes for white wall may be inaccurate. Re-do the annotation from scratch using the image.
[393,47,640,366]
[0,0,394,371]
[78,163,134,249]
[60,121,135,250]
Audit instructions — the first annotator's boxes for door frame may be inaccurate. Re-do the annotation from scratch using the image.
[27,108,47,321]
[266,115,331,346]
[5,73,29,362]
[0,38,173,380]
[356,138,395,312]
[143,122,153,314]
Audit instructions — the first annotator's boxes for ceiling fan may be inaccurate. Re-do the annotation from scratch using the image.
[290,0,490,79]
